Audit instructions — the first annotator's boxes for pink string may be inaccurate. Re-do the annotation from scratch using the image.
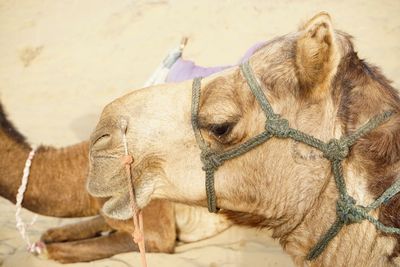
[121,149,147,267]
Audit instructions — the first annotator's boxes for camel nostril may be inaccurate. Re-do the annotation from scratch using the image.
[91,133,111,151]
[95,134,111,144]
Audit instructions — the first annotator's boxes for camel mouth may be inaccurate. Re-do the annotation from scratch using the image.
[100,174,155,220]
[88,149,164,218]
[86,172,127,198]
[86,153,128,198]
[87,158,157,219]
[102,193,132,220]
[87,186,117,198]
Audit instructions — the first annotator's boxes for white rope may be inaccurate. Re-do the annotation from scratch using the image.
[143,37,187,87]
[15,146,44,255]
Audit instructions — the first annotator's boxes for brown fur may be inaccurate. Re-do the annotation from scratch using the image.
[257,19,400,263]
[0,102,176,262]
[259,16,400,263]
[0,102,29,147]
[204,19,400,263]
[332,40,400,257]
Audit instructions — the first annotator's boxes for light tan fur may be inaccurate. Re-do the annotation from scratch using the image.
[88,13,400,266]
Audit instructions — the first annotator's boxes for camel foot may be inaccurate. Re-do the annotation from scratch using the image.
[41,227,74,243]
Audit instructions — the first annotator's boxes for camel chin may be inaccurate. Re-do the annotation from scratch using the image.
[102,194,132,220]
[101,176,155,220]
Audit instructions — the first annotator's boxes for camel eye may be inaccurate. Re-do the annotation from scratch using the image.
[209,123,233,138]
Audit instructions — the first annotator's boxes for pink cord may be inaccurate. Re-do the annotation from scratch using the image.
[120,118,147,267]
[121,154,147,267]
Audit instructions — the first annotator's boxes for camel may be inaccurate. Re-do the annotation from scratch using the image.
[0,101,231,263]
[87,12,400,266]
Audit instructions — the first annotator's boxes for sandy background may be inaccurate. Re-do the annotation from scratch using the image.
[1,0,400,266]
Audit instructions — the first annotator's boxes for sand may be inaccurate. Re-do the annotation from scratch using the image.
[0,0,399,266]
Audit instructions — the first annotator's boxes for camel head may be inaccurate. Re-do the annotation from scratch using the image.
[88,11,340,218]
[87,13,400,260]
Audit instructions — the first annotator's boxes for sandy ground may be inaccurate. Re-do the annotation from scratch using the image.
[0,1,400,266]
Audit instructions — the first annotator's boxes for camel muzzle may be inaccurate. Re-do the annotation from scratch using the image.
[87,116,133,198]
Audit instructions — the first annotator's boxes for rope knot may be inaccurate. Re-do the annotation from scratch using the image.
[121,155,133,165]
[324,139,349,161]
[265,115,290,138]
[336,196,365,225]
[201,150,222,171]
[133,229,144,243]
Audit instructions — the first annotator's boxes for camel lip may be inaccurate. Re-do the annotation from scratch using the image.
[88,155,158,211]
[101,193,133,220]
[90,154,120,160]
[86,176,127,198]
[86,188,115,198]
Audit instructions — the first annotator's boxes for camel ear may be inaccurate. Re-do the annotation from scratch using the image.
[296,12,338,94]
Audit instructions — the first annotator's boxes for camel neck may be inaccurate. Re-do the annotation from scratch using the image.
[0,130,100,217]
[282,170,398,266]
[0,130,30,202]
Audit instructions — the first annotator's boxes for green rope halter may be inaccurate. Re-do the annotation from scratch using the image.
[191,60,400,260]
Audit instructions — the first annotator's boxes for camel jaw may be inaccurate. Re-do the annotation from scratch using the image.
[101,193,132,220]
[97,175,155,220]
[87,144,163,219]
[86,171,126,198]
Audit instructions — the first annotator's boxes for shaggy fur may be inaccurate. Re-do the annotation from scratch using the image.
[333,37,400,257]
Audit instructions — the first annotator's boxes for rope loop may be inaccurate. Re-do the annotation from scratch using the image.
[336,196,365,225]
[323,138,349,161]
[201,150,222,171]
[265,114,290,138]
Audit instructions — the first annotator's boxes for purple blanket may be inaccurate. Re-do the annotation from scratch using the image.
[166,42,265,83]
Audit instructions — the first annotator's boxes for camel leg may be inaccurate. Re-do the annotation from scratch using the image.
[45,231,136,263]
[41,215,111,243]
[44,200,177,263]
[102,199,177,253]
